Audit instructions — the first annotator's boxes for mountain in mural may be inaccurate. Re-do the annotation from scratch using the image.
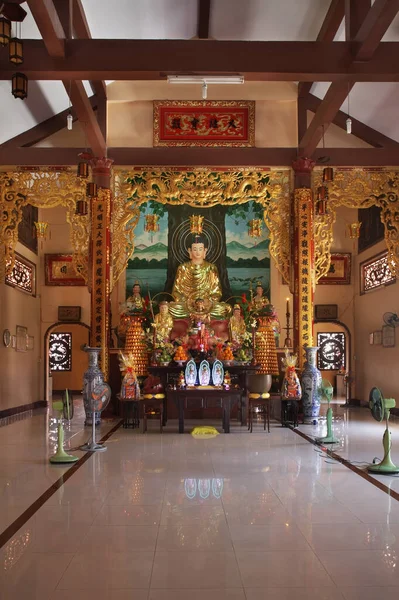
[134,242,168,260]
[226,240,270,261]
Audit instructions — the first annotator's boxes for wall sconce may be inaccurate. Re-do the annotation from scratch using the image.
[316,185,328,215]
[75,200,88,216]
[348,221,362,239]
[77,162,89,178]
[11,72,27,99]
[322,167,334,182]
[0,17,11,46]
[9,37,23,64]
[189,215,204,234]
[86,182,98,197]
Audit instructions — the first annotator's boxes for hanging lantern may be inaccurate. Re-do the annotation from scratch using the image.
[348,222,362,239]
[77,162,89,178]
[75,200,88,216]
[189,215,204,234]
[0,17,11,46]
[248,218,263,238]
[86,182,97,197]
[144,214,160,233]
[11,72,27,99]
[34,221,49,239]
[323,167,334,182]
[9,37,23,64]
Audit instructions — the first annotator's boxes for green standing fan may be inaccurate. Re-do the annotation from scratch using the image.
[368,387,399,475]
[50,389,79,464]
[317,379,338,444]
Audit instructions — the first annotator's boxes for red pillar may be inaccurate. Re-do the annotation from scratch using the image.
[292,157,315,368]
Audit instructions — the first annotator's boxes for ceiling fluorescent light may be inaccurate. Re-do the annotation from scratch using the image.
[167,75,244,85]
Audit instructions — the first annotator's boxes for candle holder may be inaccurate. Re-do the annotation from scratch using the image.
[283,303,292,348]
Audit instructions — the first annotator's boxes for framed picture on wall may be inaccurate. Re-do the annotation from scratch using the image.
[382,325,395,348]
[373,330,382,345]
[45,254,85,286]
[314,304,338,320]
[318,253,351,285]
[16,325,28,352]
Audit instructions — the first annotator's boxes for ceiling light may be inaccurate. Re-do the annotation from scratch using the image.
[11,72,27,99]
[167,75,244,85]
[0,17,11,46]
[346,117,352,135]
[9,37,23,64]
[67,113,73,130]
[202,81,207,99]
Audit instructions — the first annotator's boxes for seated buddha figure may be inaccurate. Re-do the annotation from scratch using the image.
[229,304,246,344]
[169,235,231,320]
[153,301,173,341]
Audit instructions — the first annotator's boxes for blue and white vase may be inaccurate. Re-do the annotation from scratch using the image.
[301,346,322,421]
[83,347,106,426]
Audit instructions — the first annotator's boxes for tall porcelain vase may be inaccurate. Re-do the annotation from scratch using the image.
[301,346,322,422]
[83,347,106,426]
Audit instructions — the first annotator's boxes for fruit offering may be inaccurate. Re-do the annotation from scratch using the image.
[174,346,188,362]
[222,345,234,361]
[235,348,249,363]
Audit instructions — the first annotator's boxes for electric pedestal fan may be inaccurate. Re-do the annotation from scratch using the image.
[317,379,338,444]
[368,387,399,475]
[80,382,111,453]
[50,389,78,464]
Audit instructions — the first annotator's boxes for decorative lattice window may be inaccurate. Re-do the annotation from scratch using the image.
[49,333,72,371]
[317,332,346,371]
[5,253,36,296]
[361,251,395,294]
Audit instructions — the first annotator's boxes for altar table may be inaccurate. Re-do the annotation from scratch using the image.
[166,387,243,433]
[148,363,259,426]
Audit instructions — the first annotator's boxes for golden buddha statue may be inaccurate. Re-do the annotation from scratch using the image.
[169,235,231,319]
[251,282,270,312]
[229,304,246,344]
[154,301,173,341]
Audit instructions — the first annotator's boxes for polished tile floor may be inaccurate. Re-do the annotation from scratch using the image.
[0,400,398,599]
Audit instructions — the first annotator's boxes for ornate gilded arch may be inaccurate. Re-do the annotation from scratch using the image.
[0,170,88,282]
[112,167,292,289]
[313,168,399,282]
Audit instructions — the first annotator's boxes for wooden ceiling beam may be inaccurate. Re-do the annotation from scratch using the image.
[198,0,211,39]
[305,92,398,148]
[298,0,345,98]
[1,146,399,167]
[1,95,98,148]
[3,40,399,80]
[299,0,399,156]
[27,0,106,156]
[67,80,105,156]
[27,0,65,57]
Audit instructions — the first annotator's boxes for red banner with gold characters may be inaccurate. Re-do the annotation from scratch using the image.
[90,188,111,379]
[153,100,255,147]
[293,188,315,368]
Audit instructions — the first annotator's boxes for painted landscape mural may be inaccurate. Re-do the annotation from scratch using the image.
[126,200,270,302]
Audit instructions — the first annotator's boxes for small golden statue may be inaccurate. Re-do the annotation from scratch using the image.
[190,298,211,327]
[153,301,174,341]
[251,281,270,312]
[229,304,246,344]
[123,282,145,314]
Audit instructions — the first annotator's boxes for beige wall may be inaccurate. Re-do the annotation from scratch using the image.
[39,206,91,399]
[354,240,399,403]
[0,243,41,411]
